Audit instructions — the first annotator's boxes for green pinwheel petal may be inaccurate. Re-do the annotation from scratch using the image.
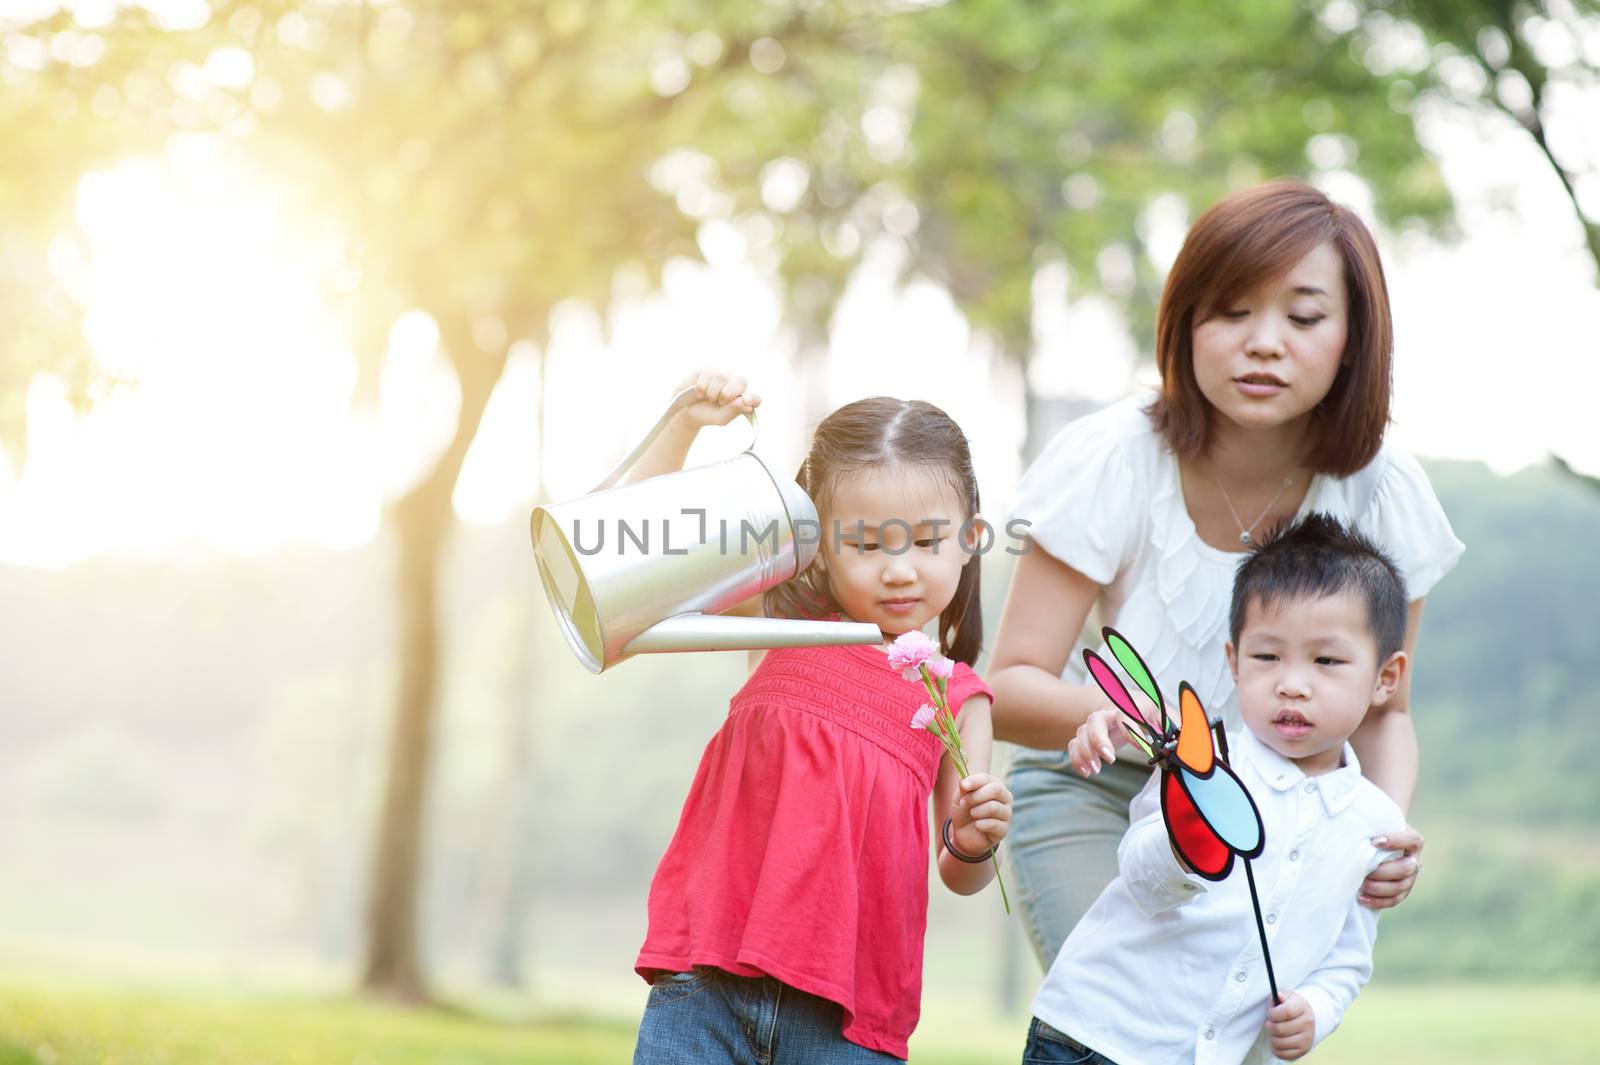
[1106,629,1167,727]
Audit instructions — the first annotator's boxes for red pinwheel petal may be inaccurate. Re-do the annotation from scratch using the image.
[1162,771,1232,880]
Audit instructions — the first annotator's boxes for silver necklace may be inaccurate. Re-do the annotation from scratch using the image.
[1216,473,1294,545]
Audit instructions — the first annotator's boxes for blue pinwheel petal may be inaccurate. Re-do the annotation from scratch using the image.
[1178,762,1264,857]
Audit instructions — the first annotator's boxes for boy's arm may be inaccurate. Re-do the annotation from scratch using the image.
[1116,773,1210,916]
[1287,842,1399,1048]
[1284,890,1381,1051]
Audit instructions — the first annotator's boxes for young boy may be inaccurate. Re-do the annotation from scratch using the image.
[1026,514,1410,1064]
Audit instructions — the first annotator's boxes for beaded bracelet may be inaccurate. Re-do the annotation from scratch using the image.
[942,817,996,863]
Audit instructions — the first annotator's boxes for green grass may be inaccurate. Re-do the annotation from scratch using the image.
[0,974,1594,1064]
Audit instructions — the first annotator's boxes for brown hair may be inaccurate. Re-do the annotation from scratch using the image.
[764,397,985,665]
[1147,179,1393,476]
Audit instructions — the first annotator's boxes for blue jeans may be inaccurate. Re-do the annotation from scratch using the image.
[632,967,905,1065]
[1006,755,1147,970]
[1021,1018,1120,1065]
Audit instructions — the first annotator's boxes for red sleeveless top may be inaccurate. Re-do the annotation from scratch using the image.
[635,642,993,1058]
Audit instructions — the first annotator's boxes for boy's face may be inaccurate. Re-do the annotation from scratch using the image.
[1226,589,1407,776]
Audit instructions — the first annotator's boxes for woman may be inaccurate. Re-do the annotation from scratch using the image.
[988,180,1463,967]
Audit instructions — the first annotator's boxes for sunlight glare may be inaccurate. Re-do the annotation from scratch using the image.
[0,137,379,565]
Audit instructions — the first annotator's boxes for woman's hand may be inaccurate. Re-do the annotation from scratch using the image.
[951,773,1012,855]
[1360,825,1424,909]
[1067,707,1131,776]
[675,370,760,430]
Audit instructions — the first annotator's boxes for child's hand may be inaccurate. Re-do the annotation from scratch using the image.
[950,773,1012,856]
[674,370,760,430]
[1068,707,1135,776]
[1265,992,1315,1060]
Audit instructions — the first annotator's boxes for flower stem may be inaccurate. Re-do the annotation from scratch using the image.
[916,665,1008,915]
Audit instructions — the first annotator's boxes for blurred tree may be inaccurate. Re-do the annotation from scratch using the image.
[1368,0,1600,276]
[0,0,775,1002]
[1,0,1461,1001]
[695,1,1455,451]
[0,11,156,461]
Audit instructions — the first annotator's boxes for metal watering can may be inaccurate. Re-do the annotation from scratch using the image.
[530,388,882,673]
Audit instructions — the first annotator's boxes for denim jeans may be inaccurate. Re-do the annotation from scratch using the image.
[1021,1018,1120,1065]
[632,967,905,1065]
[1006,753,1148,970]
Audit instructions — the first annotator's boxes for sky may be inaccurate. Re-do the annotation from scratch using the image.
[0,57,1597,568]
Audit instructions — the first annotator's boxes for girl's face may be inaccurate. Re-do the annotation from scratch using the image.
[1190,240,1349,436]
[816,463,976,639]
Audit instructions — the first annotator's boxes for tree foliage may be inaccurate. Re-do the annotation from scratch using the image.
[1365,0,1600,277]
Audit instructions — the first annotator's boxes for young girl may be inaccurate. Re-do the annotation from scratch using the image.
[628,373,1012,1065]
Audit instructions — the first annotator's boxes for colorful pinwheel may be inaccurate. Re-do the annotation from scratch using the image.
[1084,626,1280,1002]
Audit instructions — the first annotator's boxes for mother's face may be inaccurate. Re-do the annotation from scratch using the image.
[1190,240,1349,435]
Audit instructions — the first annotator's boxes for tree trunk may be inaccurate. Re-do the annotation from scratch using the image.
[361,315,509,1001]
[792,320,834,434]
[482,600,538,988]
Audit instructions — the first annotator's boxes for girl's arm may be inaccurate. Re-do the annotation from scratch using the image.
[932,696,1011,895]
[622,371,760,485]
[954,690,993,777]
[628,372,768,668]
[1349,597,1427,909]
[987,545,1119,748]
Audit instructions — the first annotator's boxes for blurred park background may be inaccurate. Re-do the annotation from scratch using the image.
[2,0,1599,1061]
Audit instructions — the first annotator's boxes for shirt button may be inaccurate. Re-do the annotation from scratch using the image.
[1289,849,1300,861]
[1204,1026,1216,1040]
[1267,913,1278,924]
[1235,970,1247,982]
[1304,780,1317,793]
[1184,882,1197,891]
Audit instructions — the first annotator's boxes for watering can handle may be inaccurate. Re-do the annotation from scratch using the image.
[591,386,759,493]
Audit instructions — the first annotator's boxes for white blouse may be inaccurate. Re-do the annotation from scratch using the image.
[1007,395,1465,749]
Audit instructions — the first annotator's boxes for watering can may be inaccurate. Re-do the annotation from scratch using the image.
[530,388,882,673]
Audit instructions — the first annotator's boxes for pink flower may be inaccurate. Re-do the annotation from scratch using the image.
[910,703,937,731]
[886,630,939,673]
[925,655,955,682]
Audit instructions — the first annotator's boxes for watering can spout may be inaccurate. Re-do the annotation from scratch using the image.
[624,613,882,655]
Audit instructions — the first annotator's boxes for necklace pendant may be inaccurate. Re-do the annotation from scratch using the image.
[1239,531,1252,545]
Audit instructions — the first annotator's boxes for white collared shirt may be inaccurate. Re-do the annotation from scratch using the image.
[1031,729,1407,1065]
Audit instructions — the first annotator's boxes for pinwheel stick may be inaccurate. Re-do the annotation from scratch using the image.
[1212,720,1281,1007]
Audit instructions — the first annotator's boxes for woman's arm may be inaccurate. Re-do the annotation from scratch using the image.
[987,545,1115,749]
[1350,597,1426,812]
[1350,596,1427,909]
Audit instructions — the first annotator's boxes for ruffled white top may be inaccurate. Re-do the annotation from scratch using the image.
[1007,395,1464,761]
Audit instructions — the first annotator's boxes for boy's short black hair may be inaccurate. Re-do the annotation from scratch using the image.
[1228,513,1409,660]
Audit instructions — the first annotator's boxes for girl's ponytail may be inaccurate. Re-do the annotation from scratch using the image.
[939,547,983,666]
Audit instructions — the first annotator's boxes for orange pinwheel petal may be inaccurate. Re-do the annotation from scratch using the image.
[1175,683,1213,774]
